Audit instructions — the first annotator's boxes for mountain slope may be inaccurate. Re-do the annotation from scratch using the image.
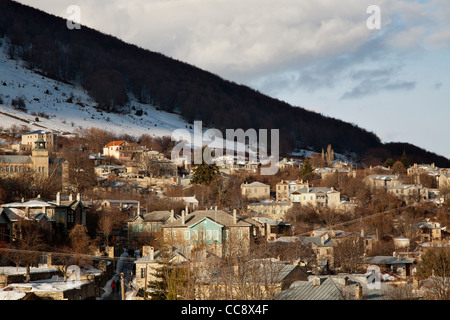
[0,0,449,167]
[0,38,193,138]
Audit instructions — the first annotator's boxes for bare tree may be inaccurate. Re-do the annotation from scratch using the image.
[333,236,365,273]
[69,224,94,265]
[97,214,114,247]
[415,246,450,300]
[6,220,47,283]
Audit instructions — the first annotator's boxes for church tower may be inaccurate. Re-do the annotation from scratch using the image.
[32,137,49,176]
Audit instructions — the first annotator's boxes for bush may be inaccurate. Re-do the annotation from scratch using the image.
[11,95,27,111]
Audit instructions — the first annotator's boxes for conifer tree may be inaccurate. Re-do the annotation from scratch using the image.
[400,151,410,168]
[190,147,220,185]
[301,157,314,177]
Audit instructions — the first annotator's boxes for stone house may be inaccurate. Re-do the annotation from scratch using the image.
[275,179,308,202]
[439,173,450,190]
[298,232,335,271]
[1,193,87,234]
[311,229,376,254]
[103,140,141,161]
[133,246,188,292]
[248,216,291,240]
[247,200,292,219]
[162,209,253,258]
[407,220,446,244]
[0,138,67,182]
[21,130,57,151]
[241,181,270,200]
[290,187,341,209]
[127,210,174,242]
[364,174,401,190]
[362,255,417,279]
[387,184,429,203]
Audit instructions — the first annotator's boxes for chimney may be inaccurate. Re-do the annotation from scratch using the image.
[185,205,189,215]
[355,283,363,299]
[233,209,237,225]
[170,209,174,222]
[312,277,321,287]
[25,207,30,219]
[361,228,365,237]
[149,246,154,260]
[137,201,141,216]
[76,193,81,202]
[56,192,61,206]
[181,210,185,225]
[69,194,73,201]
[413,277,420,290]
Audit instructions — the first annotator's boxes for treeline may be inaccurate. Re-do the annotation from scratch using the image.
[1,0,449,167]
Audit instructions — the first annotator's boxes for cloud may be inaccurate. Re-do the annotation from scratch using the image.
[16,0,449,99]
[434,81,443,90]
[341,77,416,100]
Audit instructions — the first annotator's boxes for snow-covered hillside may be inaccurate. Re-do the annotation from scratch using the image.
[0,39,353,164]
[0,39,193,138]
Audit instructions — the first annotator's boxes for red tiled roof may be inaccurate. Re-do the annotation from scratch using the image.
[105,140,126,147]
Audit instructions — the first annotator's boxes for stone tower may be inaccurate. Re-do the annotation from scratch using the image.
[32,137,49,177]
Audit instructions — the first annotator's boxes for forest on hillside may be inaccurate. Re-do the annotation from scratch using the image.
[0,0,448,167]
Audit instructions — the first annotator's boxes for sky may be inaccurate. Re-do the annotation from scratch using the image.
[16,0,450,159]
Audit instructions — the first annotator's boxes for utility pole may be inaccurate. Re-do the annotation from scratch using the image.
[120,272,125,300]
[144,265,148,300]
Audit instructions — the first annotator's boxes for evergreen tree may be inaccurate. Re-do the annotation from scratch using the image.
[400,151,410,168]
[301,157,314,177]
[190,147,220,185]
[384,158,394,168]
[146,248,188,300]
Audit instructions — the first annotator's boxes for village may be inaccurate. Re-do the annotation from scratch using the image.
[0,127,449,300]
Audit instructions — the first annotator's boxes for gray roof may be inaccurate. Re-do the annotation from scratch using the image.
[22,130,53,135]
[0,155,32,164]
[248,201,291,207]
[364,256,416,265]
[299,236,334,247]
[250,216,290,226]
[242,181,269,187]
[274,276,343,300]
[292,187,337,195]
[163,210,252,228]
[141,211,172,222]
[366,174,398,180]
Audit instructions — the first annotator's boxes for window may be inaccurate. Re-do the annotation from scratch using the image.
[192,230,198,241]
[237,230,243,239]
[171,230,177,240]
[206,230,212,240]
[133,225,139,232]
[184,230,190,240]
[141,268,145,278]
[213,230,220,241]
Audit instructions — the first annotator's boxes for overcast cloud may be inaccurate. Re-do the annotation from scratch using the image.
[16,0,450,158]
